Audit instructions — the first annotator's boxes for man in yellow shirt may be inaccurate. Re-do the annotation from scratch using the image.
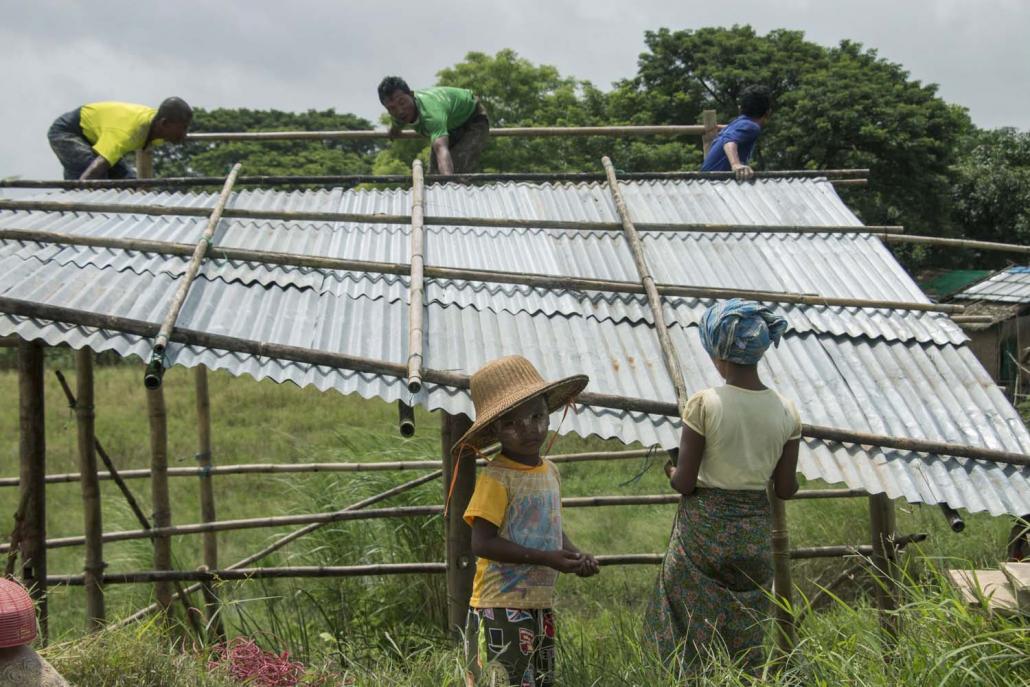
[47,98,193,180]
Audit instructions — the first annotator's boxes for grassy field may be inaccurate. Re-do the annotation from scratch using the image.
[0,355,1025,685]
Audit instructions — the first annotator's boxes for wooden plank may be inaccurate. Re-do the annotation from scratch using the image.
[948,569,1021,615]
[1000,561,1030,611]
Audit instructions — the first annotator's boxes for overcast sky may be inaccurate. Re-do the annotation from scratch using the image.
[1,0,1027,179]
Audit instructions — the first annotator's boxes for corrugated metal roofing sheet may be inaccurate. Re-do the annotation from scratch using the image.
[0,179,1026,516]
[955,266,1030,304]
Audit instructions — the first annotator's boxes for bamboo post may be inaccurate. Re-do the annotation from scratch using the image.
[75,348,105,630]
[18,339,47,643]
[701,109,718,158]
[768,483,796,661]
[441,412,475,638]
[194,365,223,639]
[147,385,173,615]
[869,493,900,645]
[602,156,690,415]
[135,149,154,179]
[144,163,242,389]
[398,401,416,438]
[407,159,427,393]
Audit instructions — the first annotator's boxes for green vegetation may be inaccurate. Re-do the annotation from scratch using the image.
[1,360,1026,685]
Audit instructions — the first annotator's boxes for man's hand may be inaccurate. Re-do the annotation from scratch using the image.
[732,163,755,182]
[542,549,584,574]
[575,553,600,578]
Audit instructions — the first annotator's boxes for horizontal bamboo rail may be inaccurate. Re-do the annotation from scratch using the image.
[883,233,1030,256]
[45,532,928,585]
[186,124,714,142]
[0,227,960,314]
[0,169,870,190]
[0,199,900,236]
[0,297,1023,467]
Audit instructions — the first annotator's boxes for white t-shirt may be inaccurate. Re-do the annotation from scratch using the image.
[682,385,802,490]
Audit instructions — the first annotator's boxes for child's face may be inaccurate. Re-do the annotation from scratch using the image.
[494,397,550,457]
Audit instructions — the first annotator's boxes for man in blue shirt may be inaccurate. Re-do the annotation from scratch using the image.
[701,85,772,181]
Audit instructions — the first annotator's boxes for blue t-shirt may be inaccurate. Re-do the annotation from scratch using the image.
[701,115,762,172]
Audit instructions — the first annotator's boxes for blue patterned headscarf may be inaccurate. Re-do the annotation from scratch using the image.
[699,299,788,365]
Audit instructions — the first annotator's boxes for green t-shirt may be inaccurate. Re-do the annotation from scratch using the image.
[394,87,477,142]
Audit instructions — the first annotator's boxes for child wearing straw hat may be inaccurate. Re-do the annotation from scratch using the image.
[457,355,599,687]
[0,578,70,686]
[645,299,801,674]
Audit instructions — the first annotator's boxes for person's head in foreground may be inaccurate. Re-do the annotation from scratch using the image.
[453,355,588,463]
[699,298,788,377]
[378,76,418,124]
[151,96,193,143]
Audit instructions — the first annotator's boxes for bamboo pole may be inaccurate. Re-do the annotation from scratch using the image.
[398,401,416,438]
[869,493,900,644]
[0,335,19,348]
[788,488,868,500]
[603,156,689,415]
[193,366,223,639]
[883,233,1030,256]
[407,159,427,393]
[50,563,448,585]
[938,502,965,533]
[0,200,902,236]
[0,296,1022,468]
[135,150,154,179]
[75,348,105,630]
[147,385,173,615]
[768,484,796,659]
[441,413,475,638]
[185,124,711,142]
[701,110,718,158]
[791,532,925,559]
[18,340,47,643]
[4,488,31,577]
[111,469,443,628]
[0,226,963,314]
[145,163,242,389]
[0,168,871,190]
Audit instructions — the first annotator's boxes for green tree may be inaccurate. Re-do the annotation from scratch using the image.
[949,127,1030,266]
[613,26,972,256]
[154,108,379,177]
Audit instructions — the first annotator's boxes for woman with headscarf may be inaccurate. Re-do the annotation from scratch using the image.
[644,299,802,675]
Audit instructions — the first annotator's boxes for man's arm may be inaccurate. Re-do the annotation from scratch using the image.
[79,155,111,180]
[471,518,583,573]
[431,136,454,175]
[724,141,754,182]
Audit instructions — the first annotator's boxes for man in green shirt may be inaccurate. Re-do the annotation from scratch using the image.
[378,77,490,175]
[47,97,192,180]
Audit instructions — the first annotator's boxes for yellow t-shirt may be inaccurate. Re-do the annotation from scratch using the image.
[683,385,802,490]
[463,455,562,609]
[79,102,164,165]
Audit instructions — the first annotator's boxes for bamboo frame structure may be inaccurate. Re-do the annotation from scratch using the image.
[869,493,900,643]
[145,164,242,389]
[882,233,1030,256]
[768,485,796,659]
[603,155,690,414]
[50,563,449,585]
[0,297,1022,467]
[442,413,476,637]
[407,159,427,393]
[0,168,871,190]
[112,469,443,628]
[18,340,47,643]
[0,226,964,315]
[75,349,105,630]
[701,110,718,158]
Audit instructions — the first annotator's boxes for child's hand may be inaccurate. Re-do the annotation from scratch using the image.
[575,553,600,578]
[543,549,584,574]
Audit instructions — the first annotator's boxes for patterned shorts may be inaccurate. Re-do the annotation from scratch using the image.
[464,607,556,687]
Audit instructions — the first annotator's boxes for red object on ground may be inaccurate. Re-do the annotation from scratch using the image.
[0,577,37,648]
[209,637,319,687]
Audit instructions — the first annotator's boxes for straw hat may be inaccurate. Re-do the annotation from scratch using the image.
[452,355,588,458]
[0,578,37,648]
